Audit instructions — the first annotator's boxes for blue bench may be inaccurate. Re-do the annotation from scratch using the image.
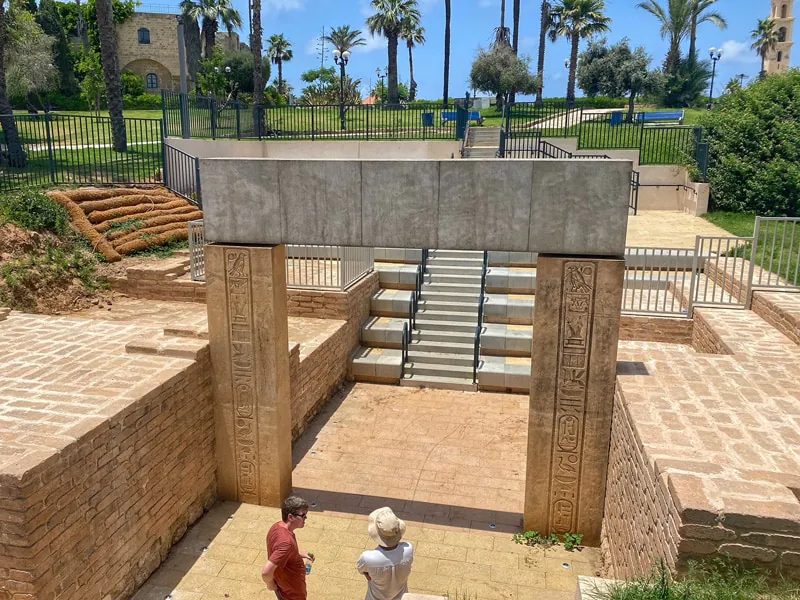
[610,110,685,126]
[439,111,485,126]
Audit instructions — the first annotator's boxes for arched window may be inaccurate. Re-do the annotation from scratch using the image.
[146,73,158,89]
[778,51,784,63]
[781,4,788,18]
[779,27,788,42]
[138,28,150,44]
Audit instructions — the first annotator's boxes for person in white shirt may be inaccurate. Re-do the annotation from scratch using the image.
[356,507,414,600]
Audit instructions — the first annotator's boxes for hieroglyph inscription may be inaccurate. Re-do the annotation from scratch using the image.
[549,262,596,534]
[225,249,260,504]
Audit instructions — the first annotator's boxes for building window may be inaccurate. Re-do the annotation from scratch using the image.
[138,28,150,44]
[146,73,158,89]
[782,4,788,18]
[779,27,788,42]
[778,51,784,63]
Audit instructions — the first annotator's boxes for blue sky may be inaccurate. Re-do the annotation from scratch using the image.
[227,0,783,100]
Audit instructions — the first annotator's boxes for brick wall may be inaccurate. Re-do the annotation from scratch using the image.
[691,310,731,354]
[117,14,181,89]
[751,291,800,345]
[0,352,216,600]
[620,315,693,344]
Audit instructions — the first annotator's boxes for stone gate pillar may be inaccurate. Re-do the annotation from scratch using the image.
[206,243,292,506]
[525,255,625,546]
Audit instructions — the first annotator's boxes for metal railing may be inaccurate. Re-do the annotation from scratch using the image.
[187,221,373,290]
[639,126,698,166]
[164,143,201,207]
[473,251,489,384]
[401,322,410,379]
[630,170,640,215]
[691,235,754,310]
[622,247,695,316]
[749,217,800,291]
[0,114,164,191]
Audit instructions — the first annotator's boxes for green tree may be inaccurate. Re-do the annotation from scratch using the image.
[0,2,28,167]
[660,56,711,106]
[182,12,202,87]
[300,66,362,105]
[701,71,800,216]
[323,25,366,55]
[366,0,421,105]
[370,78,408,104]
[121,71,145,97]
[723,76,741,94]
[751,18,778,78]
[85,0,134,54]
[442,0,450,107]
[37,0,77,94]
[687,0,727,64]
[636,0,692,74]
[550,0,611,105]
[6,11,60,107]
[470,44,540,109]
[197,49,269,97]
[180,0,242,60]
[267,33,293,97]
[577,38,662,119]
[77,51,105,115]
[94,0,125,151]
[401,18,424,101]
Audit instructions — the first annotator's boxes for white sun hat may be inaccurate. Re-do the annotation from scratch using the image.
[367,507,406,548]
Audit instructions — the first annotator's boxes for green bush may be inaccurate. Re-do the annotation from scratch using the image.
[701,71,800,216]
[124,93,162,110]
[121,71,146,97]
[0,189,70,235]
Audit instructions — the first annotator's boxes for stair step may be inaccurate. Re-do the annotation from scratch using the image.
[423,282,482,294]
[408,339,475,355]
[405,362,474,377]
[427,265,484,275]
[400,375,477,392]
[416,309,478,323]
[416,319,478,332]
[414,330,475,344]
[427,257,484,267]
[424,273,482,285]
[429,250,484,259]
[406,351,474,366]
[419,299,480,313]
[421,290,481,302]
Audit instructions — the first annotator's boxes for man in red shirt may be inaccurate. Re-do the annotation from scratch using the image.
[262,496,315,600]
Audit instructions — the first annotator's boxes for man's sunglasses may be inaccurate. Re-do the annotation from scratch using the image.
[291,512,308,520]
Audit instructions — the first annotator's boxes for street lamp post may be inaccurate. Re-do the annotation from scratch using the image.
[376,67,387,104]
[333,49,351,131]
[708,47,723,109]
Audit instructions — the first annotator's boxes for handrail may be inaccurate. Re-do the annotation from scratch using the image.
[473,250,489,384]
[538,139,610,160]
[460,118,471,158]
[401,322,409,378]
[630,170,640,215]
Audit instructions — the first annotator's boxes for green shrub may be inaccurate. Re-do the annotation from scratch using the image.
[0,189,70,234]
[124,93,162,110]
[700,71,800,216]
[121,71,146,97]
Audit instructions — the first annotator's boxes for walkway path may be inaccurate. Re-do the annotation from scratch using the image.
[133,384,602,600]
[626,211,732,248]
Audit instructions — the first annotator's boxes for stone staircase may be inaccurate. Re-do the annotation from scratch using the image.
[461,127,501,158]
[401,250,485,391]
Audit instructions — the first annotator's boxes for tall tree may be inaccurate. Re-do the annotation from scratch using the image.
[494,0,510,46]
[183,11,202,87]
[688,0,726,62]
[442,0,450,106]
[366,0,421,105]
[535,0,554,103]
[551,0,611,104]
[0,2,28,167]
[470,44,540,108]
[636,0,693,74]
[251,0,264,116]
[37,0,77,95]
[401,18,425,101]
[267,34,293,96]
[323,25,366,54]
[512,0,521,53]
[180,0,242,59]
[94,0,126,152]
[751,18,778,77]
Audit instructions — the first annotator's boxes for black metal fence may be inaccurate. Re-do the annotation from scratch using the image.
[0,114,163,191]
[164,143,201,207]
[163,91,459,141]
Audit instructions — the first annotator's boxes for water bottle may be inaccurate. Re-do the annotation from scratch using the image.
[305,552,315,575]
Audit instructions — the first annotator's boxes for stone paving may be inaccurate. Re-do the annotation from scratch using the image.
[133,384,602,600]
[625,211,731,248]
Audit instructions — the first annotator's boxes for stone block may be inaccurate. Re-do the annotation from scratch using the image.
[719,543,777,563]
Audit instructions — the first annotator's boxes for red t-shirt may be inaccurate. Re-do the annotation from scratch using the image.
[266,522,306,600]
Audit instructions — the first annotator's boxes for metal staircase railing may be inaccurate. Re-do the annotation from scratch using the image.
[472,250,489,384]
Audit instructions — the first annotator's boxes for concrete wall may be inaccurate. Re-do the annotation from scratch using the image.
[200,157,632,255]
[165,138,461,160]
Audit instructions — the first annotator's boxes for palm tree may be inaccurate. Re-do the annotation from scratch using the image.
[267,34,293,97]
[324,25,367,55]
[443,0,451,107]
[751,18,778,78]
[251,0,264,122]
[688,0,727,62]
[636,0,693,74]
[551,0,611,105]
[0,1,27,167]
[366,0,421,105]
[180,0,242,59]
[401,19,425,101]
[535,0,555,103]
[494,0,510,46]
[94,0,126,152]
[512,0,521,53]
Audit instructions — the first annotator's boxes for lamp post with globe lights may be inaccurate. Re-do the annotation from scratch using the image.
[333,49,351,131]
[708,47,723,108]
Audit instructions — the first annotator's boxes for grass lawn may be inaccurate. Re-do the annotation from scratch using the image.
[704,211,800,286]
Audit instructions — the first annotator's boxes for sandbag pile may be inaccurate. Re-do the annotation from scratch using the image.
[47,187,203,262]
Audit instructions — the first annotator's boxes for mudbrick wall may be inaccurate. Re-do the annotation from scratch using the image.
[0,352,216,600]
[620,315,693,344]
[289,273,378,440]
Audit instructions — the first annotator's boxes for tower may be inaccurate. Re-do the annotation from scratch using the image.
[765,0,794,74]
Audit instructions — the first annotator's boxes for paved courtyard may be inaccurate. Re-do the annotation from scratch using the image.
[626,211,731,248]
[133,384,602,600]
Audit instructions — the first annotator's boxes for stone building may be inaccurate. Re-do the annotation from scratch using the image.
[116,10,242,92]
[765,0,794,74]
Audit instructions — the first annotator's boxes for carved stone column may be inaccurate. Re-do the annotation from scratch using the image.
[206,244,292,506]
[525,256,625,545]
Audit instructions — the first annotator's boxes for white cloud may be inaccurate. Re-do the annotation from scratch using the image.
[354,34,385,54]
[720,40,760,64]
[264,0,304,10]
